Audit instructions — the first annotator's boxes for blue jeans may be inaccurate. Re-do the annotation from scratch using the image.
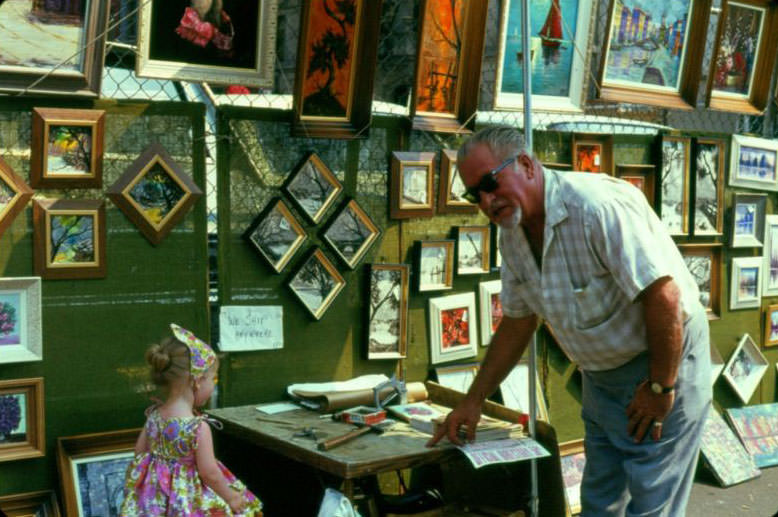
[580,308,712,517]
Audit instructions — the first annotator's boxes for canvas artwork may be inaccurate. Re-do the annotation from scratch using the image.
[723,334,768,403]
[73,452,133,517]
[615,164,655,202]
[693,140,724,235]
[623,175,645,190]
[441,307,471,350]
[429,292,478,364]
[739,145,776,181]
[559,440,585,515]
[699,407,760,487]
[0,392,27,447]
[710,344,725,386]
[0,157,33,240]
[128,163,186,229]
[245,199,306,273]
[729,135,778,191]
[322,199,379,269]
[575,144,602,172]
[660,137,689,235]
[711,2,764,98]
[456,226,490,275]
[283,154,342,224]
[367,264,408,360]
[0,277,42,364]
[763,304,778,347]
[438,149,477,214]
[288,249,345,320]
[725,403,778,468]
[416,240,454,292]
[479,280,503,346]
[45,125,92,177]
[762,215,778,296]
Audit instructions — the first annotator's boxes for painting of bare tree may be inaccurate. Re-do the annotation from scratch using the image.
[660,137,690,235]
[284,153,343,224]
[128,163,186,228]
[288,249,345,320]
[246,199,306,273]
[693,140,724,235]
[679,243,721,318]
[416,240,454,291]
[49,213,95,265]
[367,264,408,359]
[322,199,379,269]
[45,125,92,176]
[456,226,490,275]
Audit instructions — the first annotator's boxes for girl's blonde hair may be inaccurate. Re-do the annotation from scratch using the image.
[145,336,190,387]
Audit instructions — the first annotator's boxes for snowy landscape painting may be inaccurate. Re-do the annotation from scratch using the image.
[367,264,408,359]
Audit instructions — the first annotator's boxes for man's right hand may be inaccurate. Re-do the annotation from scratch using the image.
[426,399,483,447]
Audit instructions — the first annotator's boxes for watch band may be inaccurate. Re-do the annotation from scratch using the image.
[650,380,675,394]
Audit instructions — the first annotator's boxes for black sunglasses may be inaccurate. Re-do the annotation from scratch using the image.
[462,155,517,204]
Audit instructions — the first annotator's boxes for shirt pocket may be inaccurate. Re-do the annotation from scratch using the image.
[572,273,621,330]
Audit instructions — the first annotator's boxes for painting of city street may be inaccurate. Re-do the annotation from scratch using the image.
[367,264,408,359]
[46,124,92,176]
[246,199,306,273]
[284,154,342,224]
[712,2,764,97]
[288,249,345,320]
[660,137,689,235]
[699,408,761,487]
[693,141,724,235]
[323,199,379,269]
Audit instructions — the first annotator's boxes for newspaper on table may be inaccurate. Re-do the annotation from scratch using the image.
[458,437,550,469]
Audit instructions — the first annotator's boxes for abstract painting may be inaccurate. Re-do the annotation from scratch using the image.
[699,407,760,487]
[730,192,766,247]
[725,403,778,468]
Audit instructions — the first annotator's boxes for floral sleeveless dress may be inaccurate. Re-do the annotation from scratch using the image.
[120,409,262,516]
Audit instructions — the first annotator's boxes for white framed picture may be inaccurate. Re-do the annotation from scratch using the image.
[762,214,778,296]
[428,292,478,365]
[435,363,479,394]
[729,134,778,192]
[722,334,768,403]
[711,343,725,387]
[730,257,763,310]
[499,361,549,422]
[0,277,42,364]
[730,192,766,248]
[478,280,502,346]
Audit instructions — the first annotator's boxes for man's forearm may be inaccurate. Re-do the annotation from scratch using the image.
[643,278,683,388]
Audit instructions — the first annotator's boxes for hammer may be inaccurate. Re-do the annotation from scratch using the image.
[316,419,395,451]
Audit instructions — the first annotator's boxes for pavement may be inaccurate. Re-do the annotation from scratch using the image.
[688,463,778,516]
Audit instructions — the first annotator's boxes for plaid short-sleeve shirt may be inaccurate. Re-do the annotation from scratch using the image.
[500,169,702,371]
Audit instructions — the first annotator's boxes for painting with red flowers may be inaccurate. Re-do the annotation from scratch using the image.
[429,292,477,364]
[440,307,470,349]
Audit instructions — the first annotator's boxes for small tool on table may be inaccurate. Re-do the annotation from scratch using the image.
[293,426,319,441]
[316,418,395,451]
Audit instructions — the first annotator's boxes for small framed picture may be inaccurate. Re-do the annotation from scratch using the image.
[723,334,768,403]
[572,134,613,174]
[282,153,343,224]
[244,198,306,273]
[456,226,490,275]
[0,377,44,463]
[390,152,436,219]
[660,136,691,236]
[107,143,203,246]
[437,149,477,214]
[615,164,655,204]
[762,214,778,296]
[729,134,778,192]
[0,490,61,516]
[322,198,380,269]
[559,439,586,516]
[678,243,722,320]
[730,256,762,310]
[764,304,778,347]
[0,277,42,364]
[415,240,455,292]
[57,428,139,517]
[435,362,480,393]
[479,280,502,347]
[288,248,345,320]
[30,108,105,189]
[710,343,725,386]
[500,360,549,421]
[429,292,478,365]
[730,192,766,248]
[0,157,33,240]
[366,263,409,360]
[33,199,106,280]
[692,139,726,236]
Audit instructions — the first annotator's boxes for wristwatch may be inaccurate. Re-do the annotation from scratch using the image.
[649,381,675,394]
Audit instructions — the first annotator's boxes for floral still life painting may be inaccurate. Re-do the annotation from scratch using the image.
[429,292,477,364]
[712,2,764,97]
[0,293,20,346]
[0,393,24,445]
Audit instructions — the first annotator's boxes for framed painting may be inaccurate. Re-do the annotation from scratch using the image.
[57,428,139,517]
[762,215,778,296]
[692,139,726,236]
[415,240,455,292]
[322,198,380,270]
[572,134,613,174]
[559,439,585,515]
[710,343,725,385]
[706,0,778,114]
[0,0,109,96]
[730,256,762,310]
[699,407,761,487]
[437,149,477,214]
[0,157,33,240]
[494,0,595,113]
[33,199,106,280]
[244,198,306,274]
[429,292,478,365]
[491,224,502,271]
[479,279,503,346]
[723,334,768,403]
[390,151,436,219]
[726,403,778,468]
[456,226,490,275]
[597,0,711,109]
[435,362,479,393]
[0,490,61,517]
[0,377,44,463]
[659,136,691,236]
[410,0,488,133]
[288,248,345,320]
[729,134,778,192]
[730,192,766,247]
[136,0,277,87]
[292,0,382,139]
[678,243,722,320]
[500,360,550,421]
[282,152,343,224]
[30,108,104,189]
[366,264,409,360]
[0,277,42,364]
[107,142,203,246]
[764,304,778,347]
[616,164,655,204]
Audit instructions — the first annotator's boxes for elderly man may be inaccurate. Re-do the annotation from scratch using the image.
[428,126,711,517]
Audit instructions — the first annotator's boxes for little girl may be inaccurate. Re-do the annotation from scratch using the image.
[121,323,262,516]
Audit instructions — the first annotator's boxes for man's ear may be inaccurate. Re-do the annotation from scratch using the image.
[518,153,535,178]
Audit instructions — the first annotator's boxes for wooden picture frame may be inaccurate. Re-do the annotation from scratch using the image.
[0,0,109,96]
[616,164,655,204]
[659,136,691,236]
[136,0,278,87]
[410,0,488,133]
[429,292,478,365]
[729,134,778,192]
[322,198,380,270]
[435,362,480,393]
[730,256,763,310]
[730,192,766,248]
[763,304,778,347]
[0,277,42,364]
[390,151,436,219]
[33,199,106,280]
[366,263,409,360]
[500,360,550,421]
[494,0,595,113]
[706,0,778,114]
[244,198,307,274]
[0,490,61,517]
[692,139,726,236]
[710,343,725,385]
[437,149,477,214]
[598,0,712,110]
[762,214,778,296]
[415,240,455,292]
[282,152,343,224]
[288,248,345,320]
[57,428,140,517]
[722,334,768,403]
[559,439,586,515]
[572,134,613,174]
[479,279,503,347]
[678,243,722,320]
[30,108,104,189]
[292,0,382,139]
[107,143,203,246]
[0,377,44,463]
[455,225,491,275]
[0,157,33,240]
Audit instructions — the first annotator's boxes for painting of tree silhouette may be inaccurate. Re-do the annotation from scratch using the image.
[49,214,95,264]
[128,163,186,227]
[683,255,712,308]
[661,139,688,234]
[289,251,344,319]
[694,142,721,234]
[323,200,378,268]
[301,0,358,117]
[368,267,404,355]
[0,178,15,214]
[285,155,342,223]
[247,200,305,272]
[46,125,92,176]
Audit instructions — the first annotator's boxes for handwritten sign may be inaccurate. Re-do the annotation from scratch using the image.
[219,306,283,351]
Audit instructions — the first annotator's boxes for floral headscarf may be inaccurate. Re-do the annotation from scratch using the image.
[170,323,216,380]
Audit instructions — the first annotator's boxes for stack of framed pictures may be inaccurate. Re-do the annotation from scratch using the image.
[725,403,778,468]
[699,407,761,487]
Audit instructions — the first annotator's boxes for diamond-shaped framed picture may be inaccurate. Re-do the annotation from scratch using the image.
[321,198,380,270]
[288,248,345,321]
[107,143,202,246]
[244,198,307,274]
[0,157,33,240]
[282,152,343,225]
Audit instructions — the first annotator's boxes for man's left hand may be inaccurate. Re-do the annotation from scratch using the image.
[626,381,674,443]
